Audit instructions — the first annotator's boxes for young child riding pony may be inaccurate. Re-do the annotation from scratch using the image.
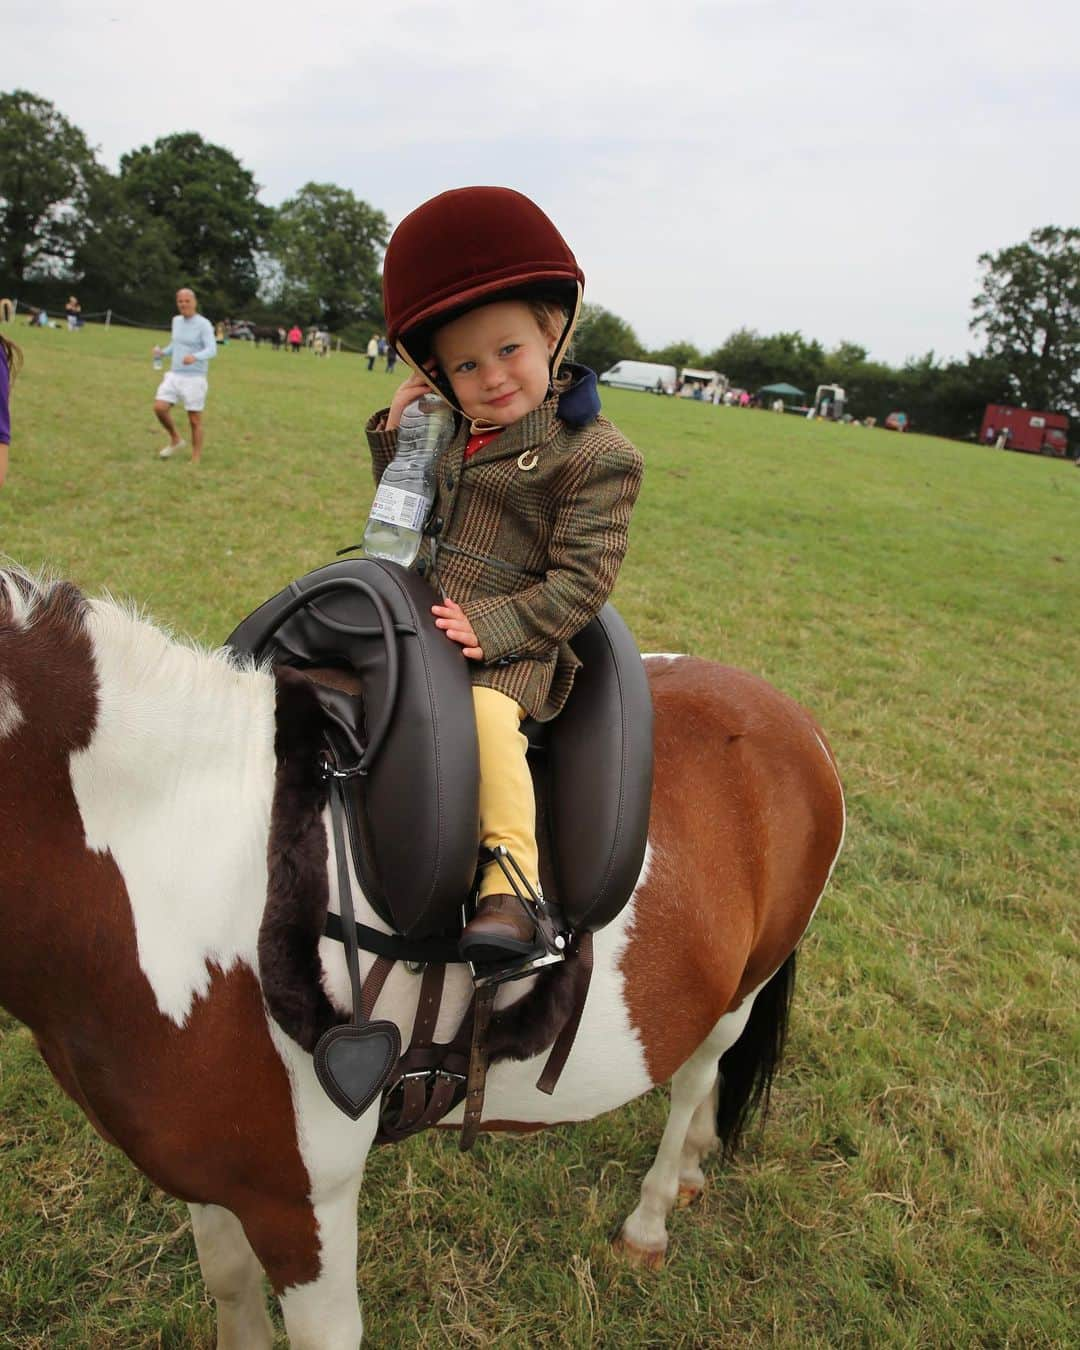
[366,186,644,966]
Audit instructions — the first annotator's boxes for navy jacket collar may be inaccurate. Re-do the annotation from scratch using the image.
[556,363,601,427]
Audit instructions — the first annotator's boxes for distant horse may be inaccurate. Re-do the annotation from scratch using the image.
[252,324,283,350]
[0,569,843,1348]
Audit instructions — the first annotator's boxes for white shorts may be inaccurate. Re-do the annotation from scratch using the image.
[155,371,209,412]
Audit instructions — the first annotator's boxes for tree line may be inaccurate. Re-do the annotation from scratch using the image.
[573,223,1079,437]
[2,90,1076,438]
[574,311,1028,441]
[0,90,388,343]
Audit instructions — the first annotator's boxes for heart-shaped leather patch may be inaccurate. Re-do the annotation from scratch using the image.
[313,1020,401,1120]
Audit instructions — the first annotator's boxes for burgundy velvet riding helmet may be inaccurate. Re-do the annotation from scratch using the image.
[382,186,585,376]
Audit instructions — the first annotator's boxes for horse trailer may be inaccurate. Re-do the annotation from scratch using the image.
[980,404,1070,457]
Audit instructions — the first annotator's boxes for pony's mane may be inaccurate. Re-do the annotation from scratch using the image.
[0,564,261,687]
[0,565,89,635]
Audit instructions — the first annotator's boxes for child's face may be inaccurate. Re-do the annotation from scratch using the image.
[432,300,556,426]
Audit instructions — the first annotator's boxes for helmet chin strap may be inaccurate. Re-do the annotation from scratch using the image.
[550,281,583,375]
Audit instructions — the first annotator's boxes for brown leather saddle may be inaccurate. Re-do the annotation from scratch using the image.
[226,558,653,1135]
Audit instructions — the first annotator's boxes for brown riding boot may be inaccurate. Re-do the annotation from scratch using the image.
[459,893,539,965]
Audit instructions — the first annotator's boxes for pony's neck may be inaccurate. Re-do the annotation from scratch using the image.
[66,600,279,1026]
[78,599,277,802]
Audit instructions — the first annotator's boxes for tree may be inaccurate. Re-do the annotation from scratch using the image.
[268,183,389,328]
[648,340,703,370]
[74,171,181,319]
[0,90,99,288]
[570,304,644,374]
[705,328,764,389]
[119,133,272,313]
[824,340,869,380]
[707,328,826,395]
[758,331,826,396]
[971,226,1080,416]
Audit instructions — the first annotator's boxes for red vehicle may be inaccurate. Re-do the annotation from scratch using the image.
[980,404,1070,457]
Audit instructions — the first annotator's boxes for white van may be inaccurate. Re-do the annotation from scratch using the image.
[598,360,677,395]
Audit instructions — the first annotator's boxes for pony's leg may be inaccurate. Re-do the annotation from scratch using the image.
[618,979,762,1269]
[276,1181,365,1350]
[189,1203,274,1350]
[677,1075,720,1206]
[616,1043,721,1267]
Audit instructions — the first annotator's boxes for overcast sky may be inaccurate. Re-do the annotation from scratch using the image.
[11,0,1080,364]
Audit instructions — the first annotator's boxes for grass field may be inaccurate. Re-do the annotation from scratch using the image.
[0,322,1077,1348]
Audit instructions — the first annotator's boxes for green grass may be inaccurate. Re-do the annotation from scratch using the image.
[0,323,1077,1347]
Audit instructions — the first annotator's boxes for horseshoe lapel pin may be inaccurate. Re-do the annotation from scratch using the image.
[517,450,539,471]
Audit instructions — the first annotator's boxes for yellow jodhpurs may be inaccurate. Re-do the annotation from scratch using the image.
[471,686,540,900]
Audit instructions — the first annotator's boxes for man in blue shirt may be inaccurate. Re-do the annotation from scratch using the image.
[152,288,217,463]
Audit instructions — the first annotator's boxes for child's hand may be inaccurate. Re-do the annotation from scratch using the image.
[432,597,484,661]
[387,364,441,430]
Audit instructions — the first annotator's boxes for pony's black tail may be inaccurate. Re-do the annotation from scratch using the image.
[715,950,797,1161]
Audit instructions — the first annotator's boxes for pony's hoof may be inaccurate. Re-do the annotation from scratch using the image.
[676,1181,704,1208]
[612,1234,667,1270]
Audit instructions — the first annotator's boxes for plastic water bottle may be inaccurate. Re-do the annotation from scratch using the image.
[362,394,455,567]
[152,352,163,371]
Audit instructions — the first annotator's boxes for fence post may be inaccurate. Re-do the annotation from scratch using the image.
[336,338,342,353]
[105,309,111,328]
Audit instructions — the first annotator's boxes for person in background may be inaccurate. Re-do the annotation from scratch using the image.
[366,334,379,371]
[385,343,398,374]
[65,296,82,331]
[288,323,303,354]
[0,333,22,488]
[152,288,217,464]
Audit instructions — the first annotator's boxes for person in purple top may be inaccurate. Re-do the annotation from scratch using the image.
[0,333,21,489]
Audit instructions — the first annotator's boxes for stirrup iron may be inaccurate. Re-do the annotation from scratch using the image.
[483,845,568,956]
[465,846,570,987]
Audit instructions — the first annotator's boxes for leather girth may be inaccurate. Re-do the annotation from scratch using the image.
[371,935,595,1149]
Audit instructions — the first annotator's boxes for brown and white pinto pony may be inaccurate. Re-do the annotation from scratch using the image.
[0,569,844,1348]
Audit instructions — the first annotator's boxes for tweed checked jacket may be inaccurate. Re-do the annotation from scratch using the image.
[365,390,643,721]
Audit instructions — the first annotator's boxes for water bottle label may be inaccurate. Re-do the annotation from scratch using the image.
[369,483,429,531]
